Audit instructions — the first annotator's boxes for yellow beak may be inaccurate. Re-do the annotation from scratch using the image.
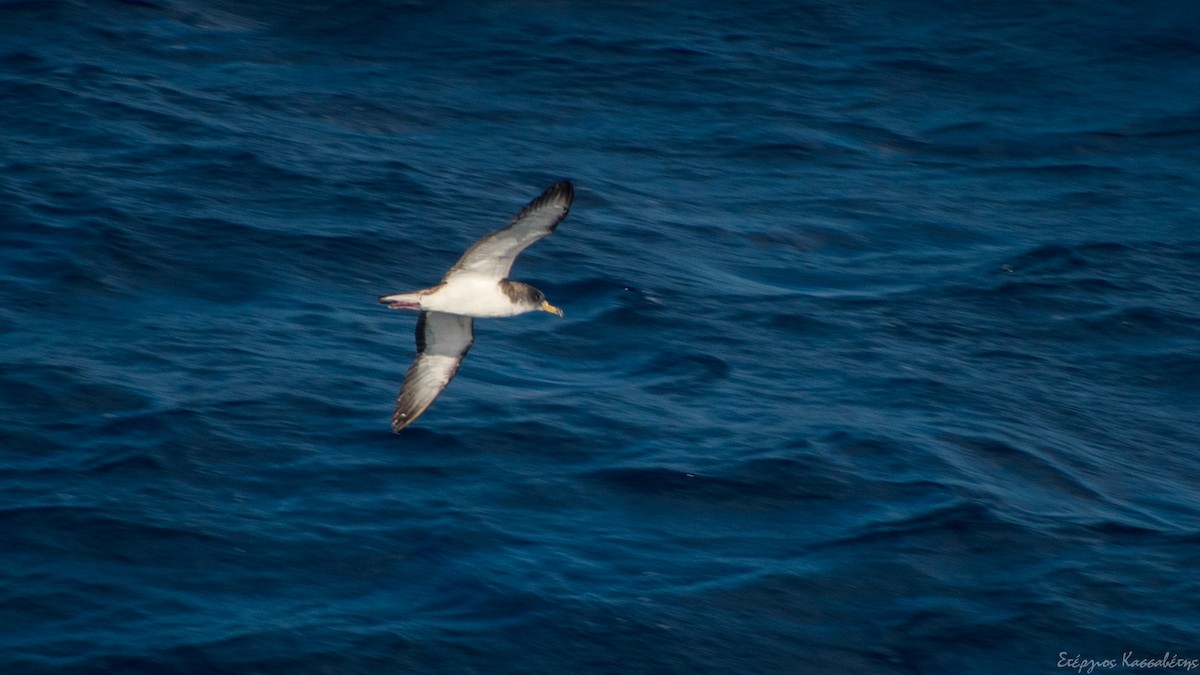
[540,300,564,317]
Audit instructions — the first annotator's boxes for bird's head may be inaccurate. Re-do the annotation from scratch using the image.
[502,280,563,317]
[532,288,564,317]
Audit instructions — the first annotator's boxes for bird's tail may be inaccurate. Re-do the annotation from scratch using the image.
[377,291,423,310]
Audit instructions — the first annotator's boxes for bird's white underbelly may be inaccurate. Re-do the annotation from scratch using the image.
[423,276,524,317]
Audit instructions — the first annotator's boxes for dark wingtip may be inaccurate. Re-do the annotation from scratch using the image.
[511,179,575,227]
[391,412,414,433]
[542,180,574,206]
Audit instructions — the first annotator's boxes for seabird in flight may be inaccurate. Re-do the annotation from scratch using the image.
[378,180,574,432]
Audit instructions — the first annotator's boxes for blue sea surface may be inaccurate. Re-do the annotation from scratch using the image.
[2,1,1200,673]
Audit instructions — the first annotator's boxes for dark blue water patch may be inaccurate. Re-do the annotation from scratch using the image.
[1,504,235,570]
[585,462,839,511]
[631,351,730,396]
[938,433,1107,506]
[1075,305,1200,341]
[881,241,1200,352]
[1115,350,1200,398]
[763,309,846,339]
[0,364,152,422]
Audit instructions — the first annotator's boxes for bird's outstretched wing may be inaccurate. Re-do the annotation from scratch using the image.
[392,311,475,432]
[444,180,574,281]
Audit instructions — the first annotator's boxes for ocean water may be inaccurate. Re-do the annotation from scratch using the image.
[2,0,1200,673]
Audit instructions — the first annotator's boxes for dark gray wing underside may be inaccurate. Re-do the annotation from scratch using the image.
[392,311,475,431]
